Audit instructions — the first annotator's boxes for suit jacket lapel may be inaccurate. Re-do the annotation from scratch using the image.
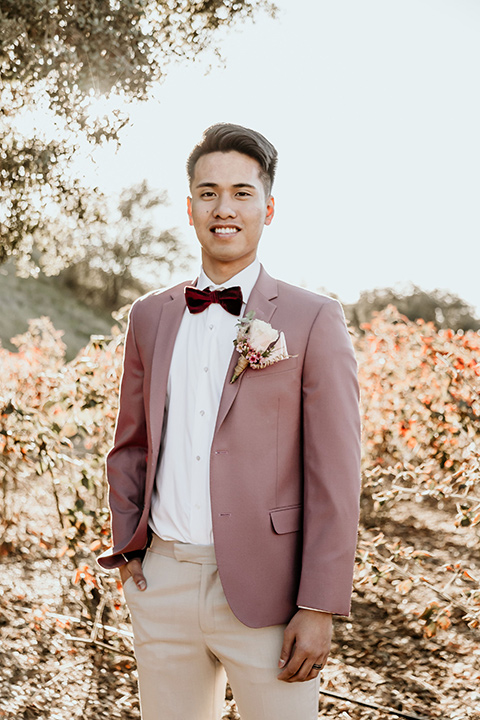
[149,285,189,457]
[214,266,278,434]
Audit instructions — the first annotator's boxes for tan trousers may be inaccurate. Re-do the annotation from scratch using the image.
[123,535,320,720]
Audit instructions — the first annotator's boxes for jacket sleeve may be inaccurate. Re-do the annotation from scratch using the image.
[296,299,361,616]
[98,301,149,568]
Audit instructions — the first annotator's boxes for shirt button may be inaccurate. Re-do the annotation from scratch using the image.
[209,324,214,330]
[200,410,205,416]
[196,456,201,461]
[204,367,208,373]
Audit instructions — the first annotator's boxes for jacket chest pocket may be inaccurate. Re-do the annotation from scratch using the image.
[245,356,298,379]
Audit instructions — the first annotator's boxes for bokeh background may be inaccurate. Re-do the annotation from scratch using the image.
[88,0,480,312]
[1,2,479,719]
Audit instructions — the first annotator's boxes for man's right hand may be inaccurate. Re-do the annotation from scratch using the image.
[119,557,147,591]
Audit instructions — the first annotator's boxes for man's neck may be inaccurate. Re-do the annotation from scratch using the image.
[201,257,258,286]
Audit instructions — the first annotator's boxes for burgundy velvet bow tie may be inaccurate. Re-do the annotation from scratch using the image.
[184,285,243,316]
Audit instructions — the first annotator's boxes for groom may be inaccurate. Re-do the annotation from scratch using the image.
[98,123,361,720]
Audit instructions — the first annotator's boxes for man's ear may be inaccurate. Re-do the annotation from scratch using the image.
[187,196,194,226]
[265,196,275,226]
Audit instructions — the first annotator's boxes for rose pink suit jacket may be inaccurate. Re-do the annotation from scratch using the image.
[98,266,361,627]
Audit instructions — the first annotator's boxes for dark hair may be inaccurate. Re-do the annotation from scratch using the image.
[187,123,278,196]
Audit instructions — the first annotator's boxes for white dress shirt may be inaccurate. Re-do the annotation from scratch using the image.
[149,259,261,545]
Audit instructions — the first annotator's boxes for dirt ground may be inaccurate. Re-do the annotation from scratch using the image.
[1,476,479,720]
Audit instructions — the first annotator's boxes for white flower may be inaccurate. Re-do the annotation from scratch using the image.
[247,319,279,353]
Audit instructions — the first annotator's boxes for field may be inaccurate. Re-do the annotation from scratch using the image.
[0,264,114,360]
[0,307,479,719]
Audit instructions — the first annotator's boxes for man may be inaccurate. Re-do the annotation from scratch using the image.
[98,123,361,720]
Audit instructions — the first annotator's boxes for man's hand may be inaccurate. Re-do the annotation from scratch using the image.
[119,557,147,591]
[277,609,332,683]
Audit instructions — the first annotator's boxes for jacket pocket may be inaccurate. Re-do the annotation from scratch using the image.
[270,504,302,534]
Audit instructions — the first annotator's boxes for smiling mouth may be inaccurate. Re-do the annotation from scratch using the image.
[211,226,240,235]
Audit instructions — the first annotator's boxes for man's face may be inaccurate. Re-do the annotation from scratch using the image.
[187,151,274,280]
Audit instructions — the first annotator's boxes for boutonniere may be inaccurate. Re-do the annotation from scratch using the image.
[230,311,291,383]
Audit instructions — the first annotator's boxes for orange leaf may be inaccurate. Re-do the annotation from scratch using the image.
[397,579,413,594]
[437,616,451,630]
[424,622,437,638]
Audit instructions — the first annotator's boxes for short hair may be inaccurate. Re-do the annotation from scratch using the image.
[187,123,278,196]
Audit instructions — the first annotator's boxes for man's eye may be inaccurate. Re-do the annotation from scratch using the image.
[236,191,251,197]
[201,192,215,198]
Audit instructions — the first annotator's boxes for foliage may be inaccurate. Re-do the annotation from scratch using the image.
[0,313,125,618]
[58,181,193,309]
[356,306,480,635]
[0,0,275,272]
[0,305,479,643]
[346,285,480,333]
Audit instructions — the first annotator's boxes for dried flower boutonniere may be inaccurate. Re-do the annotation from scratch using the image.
[230,311,291,383]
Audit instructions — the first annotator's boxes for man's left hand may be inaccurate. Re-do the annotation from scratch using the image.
[277,609,332,683]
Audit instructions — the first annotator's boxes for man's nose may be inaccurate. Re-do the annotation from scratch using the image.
[213,194,236,218]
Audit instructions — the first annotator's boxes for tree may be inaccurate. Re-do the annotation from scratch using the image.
[0,0,275,273]
[346,285,480,333]
[59,180,193,309]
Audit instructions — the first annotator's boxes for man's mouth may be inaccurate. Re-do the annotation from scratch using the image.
[211,226,240,235]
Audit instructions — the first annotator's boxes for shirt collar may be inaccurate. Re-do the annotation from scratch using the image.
[198,258,260,306]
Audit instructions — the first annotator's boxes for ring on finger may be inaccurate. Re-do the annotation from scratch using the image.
[312,663,323,670]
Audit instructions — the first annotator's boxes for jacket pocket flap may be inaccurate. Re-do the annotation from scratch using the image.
[270,505,302,534]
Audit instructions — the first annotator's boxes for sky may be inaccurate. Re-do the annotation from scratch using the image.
[82,0,480,313]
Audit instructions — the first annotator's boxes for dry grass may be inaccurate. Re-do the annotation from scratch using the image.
[0,263,114,360]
